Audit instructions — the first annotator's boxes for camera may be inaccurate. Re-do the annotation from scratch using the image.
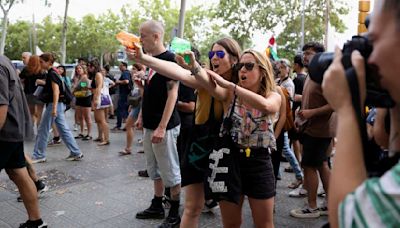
[308,35,394,108]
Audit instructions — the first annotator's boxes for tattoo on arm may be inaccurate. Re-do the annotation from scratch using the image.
[166,81,177,91]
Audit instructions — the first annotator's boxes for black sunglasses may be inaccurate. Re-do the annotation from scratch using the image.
[236,62,257,71]
[208,50,225,59]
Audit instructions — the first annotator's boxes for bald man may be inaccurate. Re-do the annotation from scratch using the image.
[134,20,181,228]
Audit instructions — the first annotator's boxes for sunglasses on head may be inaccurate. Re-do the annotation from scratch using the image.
[236,62,256,71]
[208,50,225,59]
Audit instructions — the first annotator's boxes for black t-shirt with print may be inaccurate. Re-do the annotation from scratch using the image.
[142,50,180,130]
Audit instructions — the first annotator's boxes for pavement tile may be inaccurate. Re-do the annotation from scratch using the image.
[0,114,329,228]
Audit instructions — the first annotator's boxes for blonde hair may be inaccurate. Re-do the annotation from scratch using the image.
[241,49,276,97]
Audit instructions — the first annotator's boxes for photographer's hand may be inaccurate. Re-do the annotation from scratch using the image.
[322,47,366,113]
[323,47,368,228]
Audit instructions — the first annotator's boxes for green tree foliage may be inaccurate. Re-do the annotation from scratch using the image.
[4,20,30,59]
[4,0,217,64]
[0,0,24,55]
[216,0,349,60]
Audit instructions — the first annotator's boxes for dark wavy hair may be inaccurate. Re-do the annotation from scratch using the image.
[209,37,242,83]
[40,52,57,64]
[57,65,66,77]
[302,42,325,53]
[88,59,101,79]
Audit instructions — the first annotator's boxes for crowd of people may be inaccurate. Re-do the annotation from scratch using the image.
[1,1,400,227]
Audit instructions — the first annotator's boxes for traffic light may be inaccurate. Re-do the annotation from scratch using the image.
[358,0,370,34]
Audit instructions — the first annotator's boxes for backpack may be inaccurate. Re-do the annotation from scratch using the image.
[52,68,73,106]
[281,87,295,131]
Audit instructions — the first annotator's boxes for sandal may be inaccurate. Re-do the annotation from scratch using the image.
[74,134,84,139]
[82,135,92,141]
[98,141,110,146]
[118,149,132,156]
[288,179,303,189]
[93,138,103,142]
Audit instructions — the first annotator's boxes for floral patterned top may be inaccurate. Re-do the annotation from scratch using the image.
[223,97,276,150]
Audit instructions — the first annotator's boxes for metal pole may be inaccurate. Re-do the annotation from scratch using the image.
[32,13,37,55]
[324,0,330,49]
[300,0,305,49]
[177,0,186,38]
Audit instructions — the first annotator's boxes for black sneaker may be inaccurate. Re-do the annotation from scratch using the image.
[138,170,149,177]
[17,180,49,202]
[136,199,165,219]
[19,219,47,228]
[157,216,181,228]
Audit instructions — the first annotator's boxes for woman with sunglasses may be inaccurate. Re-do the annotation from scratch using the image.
[204,50,280,228]
[127,37,241,227]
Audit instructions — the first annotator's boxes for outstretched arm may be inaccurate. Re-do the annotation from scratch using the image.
[208,70,281,114]
[126,45,201,89]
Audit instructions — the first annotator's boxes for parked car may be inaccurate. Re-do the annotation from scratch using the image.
[11,60,24,71]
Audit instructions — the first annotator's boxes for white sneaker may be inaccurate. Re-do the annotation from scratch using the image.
[289,185,307,197]
[318,200,329,216]
[290,206,320,218]
[31,157,47,164]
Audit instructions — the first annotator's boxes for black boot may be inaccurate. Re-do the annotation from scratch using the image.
[136,196,165,219]
[158,200,180,228]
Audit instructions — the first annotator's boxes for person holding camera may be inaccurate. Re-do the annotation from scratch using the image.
[322,1,400,227]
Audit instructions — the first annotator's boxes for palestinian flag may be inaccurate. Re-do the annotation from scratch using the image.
[265,36,279,61]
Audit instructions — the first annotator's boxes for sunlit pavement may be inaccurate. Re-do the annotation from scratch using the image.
[0,112,327,227]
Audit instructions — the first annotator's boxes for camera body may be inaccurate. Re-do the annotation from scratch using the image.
[308,35,394,108]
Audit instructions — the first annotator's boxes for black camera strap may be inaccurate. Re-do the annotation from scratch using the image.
[345,67,370,166]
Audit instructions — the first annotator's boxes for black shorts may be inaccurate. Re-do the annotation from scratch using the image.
[238,148,276,199]
[288,128,301,141]
[300,133,332,167]
[75,96,92,108]
[0,141,26,172]
[181,150,209,187]
[181,123,220,188]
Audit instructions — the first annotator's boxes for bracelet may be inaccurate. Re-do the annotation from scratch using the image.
[190,64,201,76]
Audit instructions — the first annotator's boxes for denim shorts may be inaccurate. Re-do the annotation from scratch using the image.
[129,105,141,120]
[143,125,181,187]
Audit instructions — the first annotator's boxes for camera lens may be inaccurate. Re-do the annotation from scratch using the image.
[308,52,334,84]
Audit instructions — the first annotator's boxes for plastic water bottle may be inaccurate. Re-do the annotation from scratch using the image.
[170,37,191,63]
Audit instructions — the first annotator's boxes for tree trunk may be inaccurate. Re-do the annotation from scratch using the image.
[60,0,70,64]
[0,11,8,55]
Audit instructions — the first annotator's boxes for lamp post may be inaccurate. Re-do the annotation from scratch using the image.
[300,0,305,49]
[177,0,186,38]
[324,0,330,49]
